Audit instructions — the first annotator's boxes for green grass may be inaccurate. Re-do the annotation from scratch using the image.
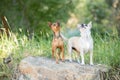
[93,34,120,67]
[0,31,120,80]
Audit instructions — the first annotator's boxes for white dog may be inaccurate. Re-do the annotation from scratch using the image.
[67,21,93,65]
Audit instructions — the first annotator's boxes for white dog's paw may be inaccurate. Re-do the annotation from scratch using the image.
[90,61,94,65]
[69,59,72,63]
[81,63,85,65]
[77,59,80,64]
[77,61,80,64]
[90,63,94,66]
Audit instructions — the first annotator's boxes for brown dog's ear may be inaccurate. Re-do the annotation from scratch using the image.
[57,21,60,26]
[48,22,52,27]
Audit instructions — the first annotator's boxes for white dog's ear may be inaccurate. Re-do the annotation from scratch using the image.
[88,21,92,29]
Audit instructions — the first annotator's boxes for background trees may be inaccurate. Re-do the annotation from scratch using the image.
[0,0,119,37]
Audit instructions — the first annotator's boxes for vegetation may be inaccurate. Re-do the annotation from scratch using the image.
[0,0,120,80]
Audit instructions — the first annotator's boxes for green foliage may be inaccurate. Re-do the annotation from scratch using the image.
[94,34,120,67]
[86,0,109,23]
[0,0,119,37]
[0,0,74,36]
[0,31,51,79]
[0,0,120,79]
[0,30,119,79]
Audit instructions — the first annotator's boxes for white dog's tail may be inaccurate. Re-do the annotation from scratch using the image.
[60,33,68,41]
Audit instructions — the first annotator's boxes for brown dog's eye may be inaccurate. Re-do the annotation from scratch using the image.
[57,22,60,26]
[54,24,56,26]
[53,23,56,26]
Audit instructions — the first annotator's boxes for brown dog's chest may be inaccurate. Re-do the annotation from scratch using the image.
[52,37,63,48]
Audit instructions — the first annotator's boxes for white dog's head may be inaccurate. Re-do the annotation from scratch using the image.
[77,21,92,37]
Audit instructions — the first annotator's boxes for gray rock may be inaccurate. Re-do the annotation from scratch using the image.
[18,56,109,80]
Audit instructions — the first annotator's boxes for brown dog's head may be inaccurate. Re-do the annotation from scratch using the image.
[48,22,60,32]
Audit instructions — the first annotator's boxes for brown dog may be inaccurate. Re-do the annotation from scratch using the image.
[48,22,64,63]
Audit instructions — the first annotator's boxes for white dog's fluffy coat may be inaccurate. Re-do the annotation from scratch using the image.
[68,21,93,65]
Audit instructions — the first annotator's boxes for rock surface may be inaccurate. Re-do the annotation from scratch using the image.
[18,56,108,80]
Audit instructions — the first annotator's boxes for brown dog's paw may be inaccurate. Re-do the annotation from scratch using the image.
[56,61,59,64]
[62,59,64,61]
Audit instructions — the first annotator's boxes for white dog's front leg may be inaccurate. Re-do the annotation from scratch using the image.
[77,58,80,64]
[90,50,93,65]
[69,56,72,62]
[80,51,85,65]
[77,53,80,64]
[68,46,72,62]
[69,52,72,62]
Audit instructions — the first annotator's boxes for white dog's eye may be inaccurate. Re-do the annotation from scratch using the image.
[81,24,84,27]
[85,24,87,27]
[80,24,87,29]
[81,24,85,28]
[81,24,87,28]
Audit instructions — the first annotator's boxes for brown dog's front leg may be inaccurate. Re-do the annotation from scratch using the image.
[52,47,59,64]
[52,47,55,59]
[61,47,64,62]
[56,53,59,64]
[58,50,61,60]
